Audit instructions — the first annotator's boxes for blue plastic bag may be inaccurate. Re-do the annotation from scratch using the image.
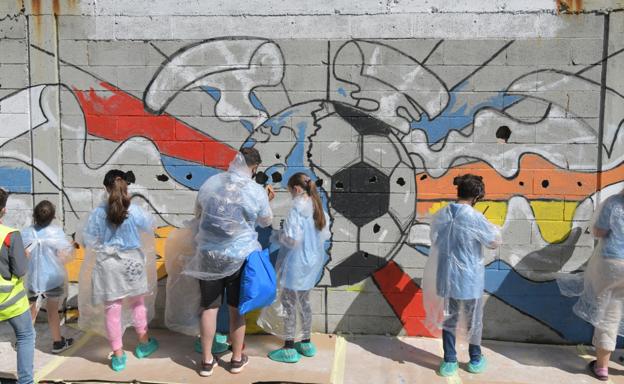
[239,249,276,315]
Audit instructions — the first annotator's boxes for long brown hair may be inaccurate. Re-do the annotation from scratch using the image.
[107,177,130,226]
[288,173,326,231]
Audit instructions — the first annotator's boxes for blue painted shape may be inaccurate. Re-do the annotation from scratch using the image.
[410,82,523,143]
[240,119,254,133]
[414,245,430,256]
[264,109,295,135]
[485,260,593,343]
[161,155,222,190]
[249,91,267,113]
[337,87,347,97]
[201,86,221,101]
[0,167,32,193]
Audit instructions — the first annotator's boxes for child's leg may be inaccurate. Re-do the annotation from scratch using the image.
[465,299,484,363]
[128,296,149,344]
[281,289,297,348]
[104,299,124,355]
[29,296,39,325]
[442,298,459,363]
[46,298,62,342]
[297,290,312,341]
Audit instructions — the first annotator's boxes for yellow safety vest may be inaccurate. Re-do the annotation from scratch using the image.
[0,224,29,321]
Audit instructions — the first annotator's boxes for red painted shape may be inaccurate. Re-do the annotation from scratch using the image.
[73,82,237,169]
[373,261,439,337]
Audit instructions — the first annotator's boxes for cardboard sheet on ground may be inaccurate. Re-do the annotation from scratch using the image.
[38,329,335,384]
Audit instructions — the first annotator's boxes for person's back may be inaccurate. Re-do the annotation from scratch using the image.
[83,203,153,251]
[433,202,498,300]
[595,194,624,260]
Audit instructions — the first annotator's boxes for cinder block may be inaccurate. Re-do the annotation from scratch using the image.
[113,16,172,40]
[0,64,28,89]
[350,14,412,39]
[0,39,28,64]
[326,290,395,317]
[59,40,90,66]
[88,41,149,66]
[347,315,403,335]
[0,15,27,39]
[58,15,115,40]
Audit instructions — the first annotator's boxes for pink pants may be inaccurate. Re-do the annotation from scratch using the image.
[104,296,148,351]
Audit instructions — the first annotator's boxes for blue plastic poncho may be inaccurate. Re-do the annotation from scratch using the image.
[422,203,501,342]
[21,225,74,295]
[78,202,157,336]
[559,192,624,339]
[257,195,330,339]
[183,153,273,281]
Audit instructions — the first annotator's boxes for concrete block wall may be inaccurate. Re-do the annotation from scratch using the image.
[1,0,623,344]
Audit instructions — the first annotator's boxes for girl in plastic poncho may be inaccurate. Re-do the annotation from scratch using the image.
[422,174,502,377]
[22,200,75,354]
[78,170,159,372]
[561,189,624,381]
[257,173,330,364]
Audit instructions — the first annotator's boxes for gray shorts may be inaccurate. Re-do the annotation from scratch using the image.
[28,284,64,302]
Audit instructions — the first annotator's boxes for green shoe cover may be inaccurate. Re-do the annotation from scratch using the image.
[194,334,230,354]
[294,341,317,357]
[135,338,159,359]
[268,348,300,363]
[439,361,458,377]
[467,356,487,374]
[111,352,127,372]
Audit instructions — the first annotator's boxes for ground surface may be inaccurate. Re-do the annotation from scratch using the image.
[1,323,623,383]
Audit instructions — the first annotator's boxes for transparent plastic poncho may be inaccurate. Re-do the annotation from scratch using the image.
[257,196,330,340]
[422,203,502,343]
[164,219,202,336]
[558,194,624,336]
[77,203,157,336]
[183,153,272,281]
[21,225,74,295]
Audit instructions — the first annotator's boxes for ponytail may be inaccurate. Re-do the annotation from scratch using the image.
[107,177,130,226]
[288,172,326,231]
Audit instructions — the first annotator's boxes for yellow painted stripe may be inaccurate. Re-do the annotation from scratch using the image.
[34,331,94,383]
[446,375,463,384]
[330,335,347,384]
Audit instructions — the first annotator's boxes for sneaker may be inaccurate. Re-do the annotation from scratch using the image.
[195,334,230,355]
[438,361,458,377]
[52,337,74,354]
[268,348,300,363]
[111,352,127,372]
[199,358,217,377]
[589,360,609,381]
[467,355,487,374]
[135,337,159,359]
[230,354,249,374]
[294,341,317,357]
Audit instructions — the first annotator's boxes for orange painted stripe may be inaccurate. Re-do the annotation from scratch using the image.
[416,155,624,201]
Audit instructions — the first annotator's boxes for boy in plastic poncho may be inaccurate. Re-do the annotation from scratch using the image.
[422,174,502,377]
[22,200,75,354]
[185,147,275,377]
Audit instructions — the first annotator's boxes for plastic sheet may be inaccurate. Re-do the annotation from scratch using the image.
[77,203,157,336]
[558,193,624,338]
[184,153,272,281]
[422,203,501,343]
[164,221,202,336]
[21,225,74,295]
[257,196,329,340]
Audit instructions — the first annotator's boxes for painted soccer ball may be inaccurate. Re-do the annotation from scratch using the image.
[247,100,418,286]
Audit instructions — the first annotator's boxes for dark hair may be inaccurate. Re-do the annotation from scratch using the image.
[453,174,485,201]
[240,147,262,167]
[103,171,131,226]
[33,200,55,227]
[103,169,135,188]
[288,173,326,231]
[0,188,7,211]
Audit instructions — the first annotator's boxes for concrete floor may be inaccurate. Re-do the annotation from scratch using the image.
[2,322,624,383]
